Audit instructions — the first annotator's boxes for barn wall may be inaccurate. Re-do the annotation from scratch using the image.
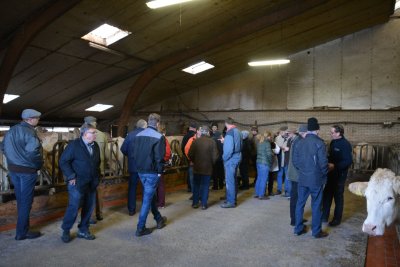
[133,19,400,143]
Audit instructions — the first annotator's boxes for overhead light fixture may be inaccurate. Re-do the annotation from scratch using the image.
[3,94,20,104]
[248,59,290,67]
[45,127,75,133]
[81,23,131,46]
[0,126,10,131]
[395,1,400,10]
[85,104,114,112]
[146,0,194,9]
[182,61,214,75]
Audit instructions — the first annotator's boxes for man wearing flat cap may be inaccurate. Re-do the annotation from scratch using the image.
[2,109,43,240]
[83,116,109,223]
[292,117,329,238]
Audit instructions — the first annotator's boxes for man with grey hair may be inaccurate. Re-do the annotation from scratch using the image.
[59,123,101,242]
[132,113,167,236]
[2,109,43,240]
[84,116,108,223]
[121,119,148,216]
[188,126,219,209]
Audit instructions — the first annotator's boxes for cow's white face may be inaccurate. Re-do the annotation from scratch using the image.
[349,168,399,236]
[363,179,398,236]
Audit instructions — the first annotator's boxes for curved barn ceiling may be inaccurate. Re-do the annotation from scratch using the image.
[0,0,395,124]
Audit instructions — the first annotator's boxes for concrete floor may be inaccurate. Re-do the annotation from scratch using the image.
[0,185,367,267]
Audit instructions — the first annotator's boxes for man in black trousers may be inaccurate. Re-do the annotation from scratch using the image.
[322,124,353,227]
[59,123,100,243]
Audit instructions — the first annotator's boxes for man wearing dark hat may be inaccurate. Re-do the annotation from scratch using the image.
[2,109,43,240]
[292,117,329,238]
[84,116,109,223]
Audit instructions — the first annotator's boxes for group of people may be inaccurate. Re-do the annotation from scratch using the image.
[1,108,353,243]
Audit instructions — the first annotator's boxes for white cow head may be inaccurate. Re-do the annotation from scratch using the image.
[348,168,400,236]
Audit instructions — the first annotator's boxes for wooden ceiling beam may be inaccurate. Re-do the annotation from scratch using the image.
[0,0,81,116]
[117,0,327,136]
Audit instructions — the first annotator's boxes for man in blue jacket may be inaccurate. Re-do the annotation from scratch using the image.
[2,109,43,240]
[293,117,329,238]
[322,124,353,227]
[59,123,100,243]
[221,117,242,208]
[120,119,147,216]
[132,113,167,236]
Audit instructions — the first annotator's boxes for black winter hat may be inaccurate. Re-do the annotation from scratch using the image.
[307,117,320,131]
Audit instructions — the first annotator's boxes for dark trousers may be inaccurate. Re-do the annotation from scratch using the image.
[193,174,211,206]
[10,172,37,238]
[251,157,257,184]
[212,160,224,190]
[157,174,166,207]
[289,181,298,225]
[127,172,140,213]
[322,170,347,223]
[267,172,277,195]
[295,184,324,236]
[239,160,249,188]
[62,184,96,233]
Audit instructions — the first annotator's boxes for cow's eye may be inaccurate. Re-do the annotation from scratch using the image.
[388,197,394,201]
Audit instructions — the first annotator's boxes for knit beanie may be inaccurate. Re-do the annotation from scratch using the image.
[307,117,320,131]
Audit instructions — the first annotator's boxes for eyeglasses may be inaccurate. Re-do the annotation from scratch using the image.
[87,131,97,135]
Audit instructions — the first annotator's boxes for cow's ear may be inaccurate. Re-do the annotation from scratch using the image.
[348,182,368,196]
[392,176,400,195]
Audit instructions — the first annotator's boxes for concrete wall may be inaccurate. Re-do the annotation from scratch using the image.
[134,19,400,143]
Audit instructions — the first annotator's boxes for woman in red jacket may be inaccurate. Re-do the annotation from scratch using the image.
[157,123,171,208]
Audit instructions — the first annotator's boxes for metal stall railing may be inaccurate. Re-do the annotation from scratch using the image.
[350,143,392,175]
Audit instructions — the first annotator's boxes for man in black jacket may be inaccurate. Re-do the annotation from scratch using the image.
[59,123,100,243]
[132,113,167,236]
[2,109,43,240]
[120,119,147,216]
[322,124,353,227]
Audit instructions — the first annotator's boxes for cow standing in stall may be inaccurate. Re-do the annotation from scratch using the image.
[349,168,400,236]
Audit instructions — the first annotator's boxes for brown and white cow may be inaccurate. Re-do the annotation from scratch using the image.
[352,142,376,170]
[349,168,400,236]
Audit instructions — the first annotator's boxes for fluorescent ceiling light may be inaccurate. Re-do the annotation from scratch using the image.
[395,1,400,10]
[248,59,290,67]
[45,127,75,133]
[182,61,214,75]
[82,23,131,46]
[0,126,10,131]
[85,104,114,112]
[147,0,194,9]
[3,94,20,104]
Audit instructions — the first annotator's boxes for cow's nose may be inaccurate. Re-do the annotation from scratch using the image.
[362,223,377,235]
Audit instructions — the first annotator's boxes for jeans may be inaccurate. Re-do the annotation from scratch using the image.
[255,164,270,197]
[289,181,298,225]
[10,172,38,238]
[277,166,290,194]
[224,161,239,205]
[192,174,211,206]
[322,170,347,223]
[157,174,166,207]
[137,173,162,230]
[127,172,140,213]
[62,184,96,233]
[295,184,324,236]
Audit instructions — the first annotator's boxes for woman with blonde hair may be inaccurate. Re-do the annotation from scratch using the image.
[254,131,274,199]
